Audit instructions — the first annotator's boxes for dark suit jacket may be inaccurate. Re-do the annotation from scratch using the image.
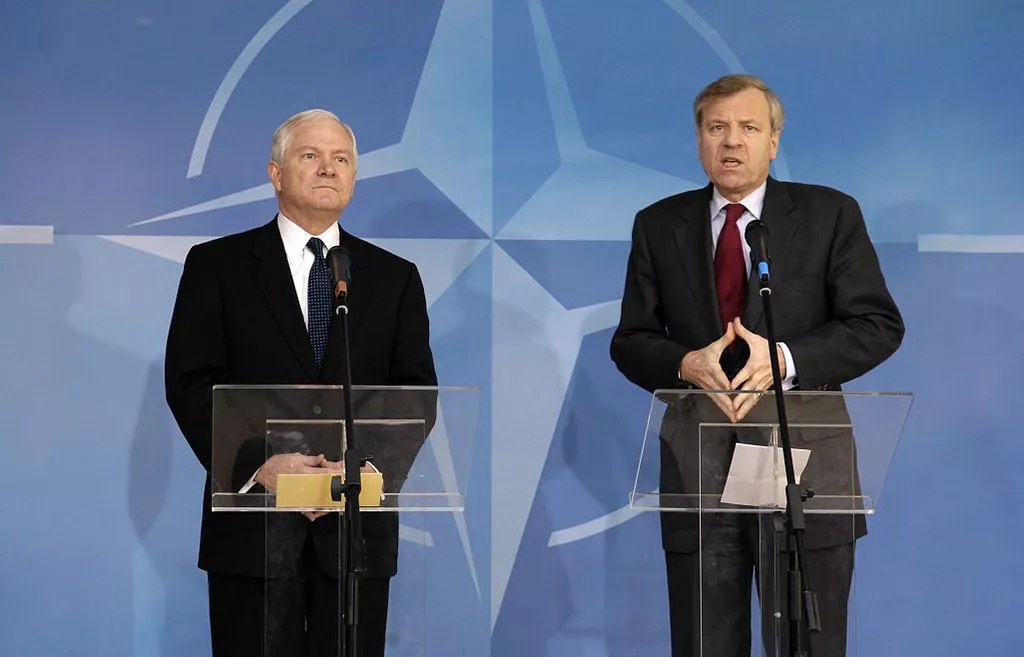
[165,218,438,578]
[610,178,904,552]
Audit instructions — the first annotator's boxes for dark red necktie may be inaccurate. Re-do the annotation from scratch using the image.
[714,203,747,330]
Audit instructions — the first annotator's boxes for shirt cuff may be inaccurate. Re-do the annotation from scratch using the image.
[778,342,797,391]
[238,468,260,494]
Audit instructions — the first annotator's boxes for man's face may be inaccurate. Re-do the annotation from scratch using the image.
[697,87,779,201]
[269,118,356,219]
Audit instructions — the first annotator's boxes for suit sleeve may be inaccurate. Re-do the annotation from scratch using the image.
[610,213,690,393]
[377,263,438,492]
[785,196,905,387]
[164,244,226,472]
[387,263,438,387]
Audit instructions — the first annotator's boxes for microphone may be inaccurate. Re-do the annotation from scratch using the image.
[326,245,351,306]
[744,219,771,283]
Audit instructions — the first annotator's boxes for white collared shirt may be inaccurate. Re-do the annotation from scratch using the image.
[709,182,767,278]
[708,182,798,388]
[277,213,341,328]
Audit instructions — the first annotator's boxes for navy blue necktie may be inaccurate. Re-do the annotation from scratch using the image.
[306,237,332,368]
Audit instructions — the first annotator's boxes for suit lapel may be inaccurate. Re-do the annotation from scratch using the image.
[250,220,319,380]
[742,178,800,331]
[321,230,376,382]
[673,184,722,343]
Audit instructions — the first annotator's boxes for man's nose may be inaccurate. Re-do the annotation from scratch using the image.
[723,125,742,146]
[318,160,336,176]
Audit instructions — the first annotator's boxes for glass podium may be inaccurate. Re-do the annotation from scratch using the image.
[211,384,481,657]
[630,389,912,657]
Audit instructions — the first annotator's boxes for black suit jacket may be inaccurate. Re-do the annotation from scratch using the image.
[611,178,904,552]
[165,218,437,578]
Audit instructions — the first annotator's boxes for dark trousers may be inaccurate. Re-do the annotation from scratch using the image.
[665,515,854,657]
[208,541,390,657]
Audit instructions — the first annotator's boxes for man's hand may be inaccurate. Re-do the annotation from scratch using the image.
[255,453,332,521]
[729,318,786,421]
[679,322,738,422]
[321,460,377,474]
[255,452,329,492]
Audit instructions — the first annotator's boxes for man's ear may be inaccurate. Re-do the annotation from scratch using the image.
[268,161,282,192]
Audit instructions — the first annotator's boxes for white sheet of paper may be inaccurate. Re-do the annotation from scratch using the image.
[720,443,812,508]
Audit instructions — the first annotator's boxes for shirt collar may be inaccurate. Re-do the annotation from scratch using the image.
[710,180,767,221]
[277,213,341,260]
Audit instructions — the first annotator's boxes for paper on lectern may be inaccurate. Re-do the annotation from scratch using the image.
[720,443,811,508]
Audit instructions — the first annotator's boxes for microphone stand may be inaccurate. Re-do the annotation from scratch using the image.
[329,290,365,657]
[756,264,821,657]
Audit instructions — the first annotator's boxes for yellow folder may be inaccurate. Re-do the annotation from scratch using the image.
[275,464,384,510]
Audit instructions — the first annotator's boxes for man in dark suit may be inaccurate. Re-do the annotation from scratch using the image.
[610,75,904,656]
[165,109,437,657]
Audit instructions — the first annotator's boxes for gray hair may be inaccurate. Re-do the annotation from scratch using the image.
[270,109,358,166]
[693,74,785,134]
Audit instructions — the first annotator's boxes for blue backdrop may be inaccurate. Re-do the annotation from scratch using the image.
[1,1,1022,655]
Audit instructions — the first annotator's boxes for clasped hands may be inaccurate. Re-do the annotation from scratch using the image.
[256,453,373,521]
[678,318,785,423]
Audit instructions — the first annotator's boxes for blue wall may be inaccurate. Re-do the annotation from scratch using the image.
[1,1,1022,655]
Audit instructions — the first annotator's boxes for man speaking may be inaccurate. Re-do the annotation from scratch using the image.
[611,75,904,656]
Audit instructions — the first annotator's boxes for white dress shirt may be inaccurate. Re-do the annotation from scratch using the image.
[277,213,341,328]
[709,182,798,389]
